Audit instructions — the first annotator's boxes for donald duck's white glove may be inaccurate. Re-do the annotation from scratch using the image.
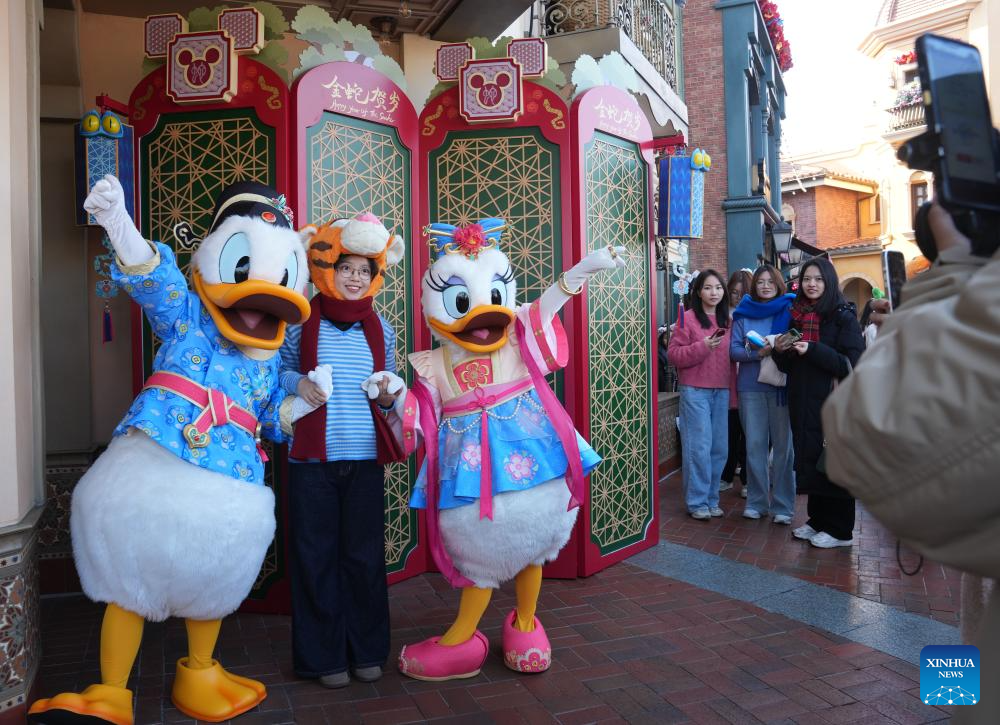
[539,245,627,320]
[289,365,333,423]
[84,174,154,267]
[362,371,407,416]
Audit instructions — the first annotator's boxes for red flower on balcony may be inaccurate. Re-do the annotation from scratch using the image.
[756,0,793,72]
[895,50,918,65]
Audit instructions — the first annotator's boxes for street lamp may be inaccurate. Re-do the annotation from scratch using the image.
[786,237,804,265]
[771,220,794,256]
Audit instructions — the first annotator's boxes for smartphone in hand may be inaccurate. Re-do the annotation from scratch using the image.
[711,328,726,339]
[746,330,767,348]
[882,250,906,310]
[785,328,803,343]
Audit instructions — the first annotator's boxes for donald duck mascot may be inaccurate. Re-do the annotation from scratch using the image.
[29,175,331,724]
[367,219,625,681]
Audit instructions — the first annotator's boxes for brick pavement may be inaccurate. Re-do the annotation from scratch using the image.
[37,560,951,724]
[659,471,963,625]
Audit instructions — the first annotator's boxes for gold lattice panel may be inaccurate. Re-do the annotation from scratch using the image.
[141,110,281,594]
[308,113,415,573]
[585,134,653,554]
[430,131,561,306]
[144,113,273,275]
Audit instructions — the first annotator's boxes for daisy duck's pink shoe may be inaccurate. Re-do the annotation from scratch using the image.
[502,609,552,673]
[398,630,489,681]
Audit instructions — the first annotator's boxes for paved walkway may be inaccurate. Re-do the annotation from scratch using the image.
[38,556,954,724]
[658,471,962,625]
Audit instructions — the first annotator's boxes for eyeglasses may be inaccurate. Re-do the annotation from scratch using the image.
[335,264,372,280]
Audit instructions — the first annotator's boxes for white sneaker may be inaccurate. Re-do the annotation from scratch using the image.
[792,524,817,540]
[742,508,761,520]
[740,487,747,498]
[709,506,724,517]
[690,508,711,520]
[809,532,853,548]
[772,514,792,525]
[718,480,734,492]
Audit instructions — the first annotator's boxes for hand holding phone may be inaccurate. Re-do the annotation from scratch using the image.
[711,328,726,339]
[746,330,767,348]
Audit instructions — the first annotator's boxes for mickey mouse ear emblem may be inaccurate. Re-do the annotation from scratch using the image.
[261,211,277,223]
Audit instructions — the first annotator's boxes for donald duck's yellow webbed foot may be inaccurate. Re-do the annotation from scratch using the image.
[171,658,265,722]
[27,683,134,725]
[170,617,265,722]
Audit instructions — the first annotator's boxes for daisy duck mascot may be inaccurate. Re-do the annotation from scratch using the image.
[29,175,332,725]
[366,219,625,681]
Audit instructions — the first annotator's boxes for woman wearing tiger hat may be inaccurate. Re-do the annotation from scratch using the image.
[278,213,405,688]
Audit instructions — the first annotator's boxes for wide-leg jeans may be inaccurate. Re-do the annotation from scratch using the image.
[679,385,729,513]
[738,389,796,518]
[289,459,390,678]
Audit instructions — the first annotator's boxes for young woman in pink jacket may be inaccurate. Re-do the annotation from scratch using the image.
[668,270,731,519]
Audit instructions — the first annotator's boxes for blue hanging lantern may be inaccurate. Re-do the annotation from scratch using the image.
[657,148,711,239]
[75,108,135,226]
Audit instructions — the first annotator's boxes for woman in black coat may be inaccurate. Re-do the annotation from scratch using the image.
[774,258,864,548]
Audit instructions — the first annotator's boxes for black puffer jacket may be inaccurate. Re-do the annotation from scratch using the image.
[775,303,864,497]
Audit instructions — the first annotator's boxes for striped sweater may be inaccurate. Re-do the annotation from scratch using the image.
[279,316,396,461]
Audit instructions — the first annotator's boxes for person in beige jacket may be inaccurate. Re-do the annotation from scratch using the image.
[822,204,999,724]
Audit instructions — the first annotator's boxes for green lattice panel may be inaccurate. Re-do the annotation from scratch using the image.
[429,129,562,310]
[307,113,416,575]
[584,132,653,555]
[140,108,281,598]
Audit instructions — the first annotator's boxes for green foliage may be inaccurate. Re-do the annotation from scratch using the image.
[142,56,165,78]
[249,1,289,40]
[571,55,602,96]
[291,5,337,37]
[371,55,407,90]
[293,43,348,79]
[255,41,289,84]
[569,51,639,99]
[188,6,224,32]
[334,19,379,57]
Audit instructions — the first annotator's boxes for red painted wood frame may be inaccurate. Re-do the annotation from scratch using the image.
[127,57,293,613]
[570,86,660,576]
[416,84,580,578]
[291,61,427,585]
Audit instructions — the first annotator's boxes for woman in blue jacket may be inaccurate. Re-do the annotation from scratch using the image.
[729,265,796,523]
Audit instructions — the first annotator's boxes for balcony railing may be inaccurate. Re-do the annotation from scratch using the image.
[887,101,925,133]
[543,0,678,90]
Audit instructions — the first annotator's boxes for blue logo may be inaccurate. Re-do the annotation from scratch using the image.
[921,645,979,706]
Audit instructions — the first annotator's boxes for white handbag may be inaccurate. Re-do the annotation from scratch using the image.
[756,334,787,387]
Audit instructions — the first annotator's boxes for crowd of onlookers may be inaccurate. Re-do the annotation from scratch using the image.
[658,259,864,549]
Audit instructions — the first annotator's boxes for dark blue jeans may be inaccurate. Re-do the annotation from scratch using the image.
[289,460,389,677]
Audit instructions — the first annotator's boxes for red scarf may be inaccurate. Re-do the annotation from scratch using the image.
[290,294,404,465]
[790,300,821,343]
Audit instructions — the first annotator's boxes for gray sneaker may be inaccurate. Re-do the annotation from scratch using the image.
[742,508,762,520]
[352,665,383,683]
[690,507,711,520]
[319,671,350,688]
[709,506,724,517]
[793,524,818,540]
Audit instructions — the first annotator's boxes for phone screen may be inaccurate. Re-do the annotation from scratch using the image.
[919,35,1000,209]
[882,250,907,310]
